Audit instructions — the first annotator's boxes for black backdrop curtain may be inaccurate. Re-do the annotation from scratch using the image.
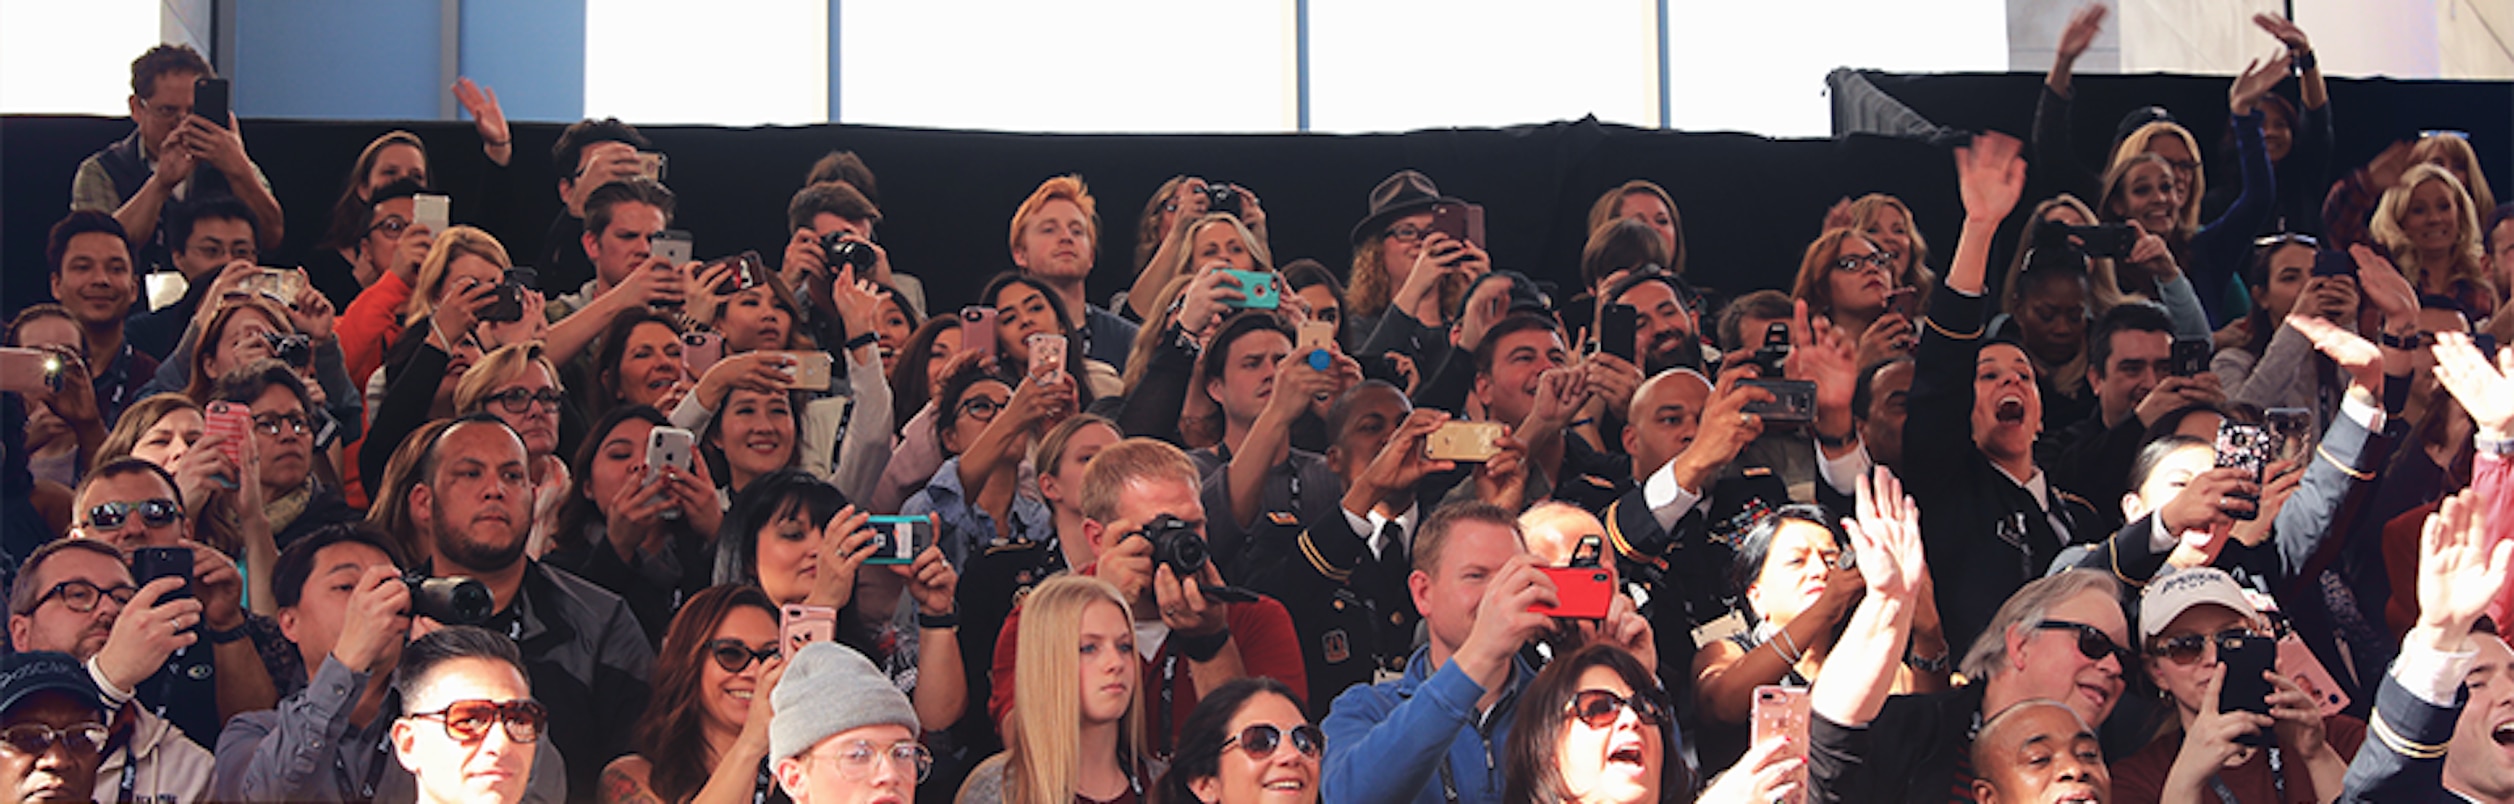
[4,71,2504,322]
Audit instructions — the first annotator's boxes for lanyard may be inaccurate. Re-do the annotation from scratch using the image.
[116,742,136,804]
[2205,746,2283,803]
[754,759,774,804]
[1154,653,1179,758]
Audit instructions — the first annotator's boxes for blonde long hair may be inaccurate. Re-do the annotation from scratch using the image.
[2108,121,2206,233]
[1003,575,1149,804]
[2373,163,2492,299]
[403,226,512,326]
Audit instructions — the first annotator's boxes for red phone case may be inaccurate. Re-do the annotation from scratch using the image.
[1530,566,1614,619]
[203,401,252,470]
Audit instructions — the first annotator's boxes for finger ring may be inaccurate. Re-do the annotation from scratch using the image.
[1738,413,1753,425]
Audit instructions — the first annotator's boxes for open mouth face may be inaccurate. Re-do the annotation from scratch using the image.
[1995,395,2027,424]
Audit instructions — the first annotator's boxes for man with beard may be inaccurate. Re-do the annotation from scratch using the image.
[1903,132,2104,651]
[1601,269,1708,376]
[403,414,651,795]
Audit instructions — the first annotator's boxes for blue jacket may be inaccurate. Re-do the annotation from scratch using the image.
[1321,644,1534,804]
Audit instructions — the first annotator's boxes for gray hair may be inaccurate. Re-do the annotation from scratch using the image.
[1958,570,2123,682]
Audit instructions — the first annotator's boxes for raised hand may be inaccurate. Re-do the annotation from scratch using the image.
[2433,331,2514,438]
[450,78,511,162]
[1956,132,2028,226]
[2229,54,2295,116]
[807,506,878,609]
[2055,4,2108,64]
[2412,491,2513,652]
[2252,13,2312,55]
[2285,313,2383,391]
[1844,466,1925,602]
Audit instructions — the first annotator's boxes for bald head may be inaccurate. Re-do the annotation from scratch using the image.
[1970,700,2109,804]
[1519,502,1608,572]
[1622,368,1713,478]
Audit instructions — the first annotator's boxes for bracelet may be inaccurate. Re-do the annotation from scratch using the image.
[203,622,250,645]
[917,610,961,630]
[1904,648,1950,674]
[1770,625,1803,667]
[1172,627,1232,662]
[483,136,512,147]
[844,331,879,352]
[2293,50,2317,73]
[1567,418,1596,429]
[2479,432,2514,456]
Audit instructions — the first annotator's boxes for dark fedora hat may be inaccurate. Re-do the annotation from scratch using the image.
[1350,169,1464,246]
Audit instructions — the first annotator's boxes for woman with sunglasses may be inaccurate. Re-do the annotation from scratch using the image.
[549,406,720,643]
[1497,643,1687,804]
[601,585,791,804]
[1787,228,1917,369]
[2107,568,2362,803]
[960,574,1151,804]
[1154,677,1318,804]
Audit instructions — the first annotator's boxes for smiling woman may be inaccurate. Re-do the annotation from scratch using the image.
[600,585,786,804]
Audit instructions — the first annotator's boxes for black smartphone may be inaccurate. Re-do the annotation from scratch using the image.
[130,546,195,603]
[2170,339,2211,377]
[2217,633,2275,747]
[193,77,230,128]
[479,267,537,324]
[1599,304,1638,363]
[2063,222,2136,260]
[2309,250,2357,278]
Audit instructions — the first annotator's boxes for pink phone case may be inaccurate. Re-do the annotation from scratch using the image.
[2277,633,2350,717]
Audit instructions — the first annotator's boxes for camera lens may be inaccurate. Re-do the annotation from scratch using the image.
[407,576,494,626]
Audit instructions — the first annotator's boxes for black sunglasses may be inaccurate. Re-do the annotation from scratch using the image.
[0,723,109,757]
[2146,628,2256,665]
[405,699,548,744]
[707,639,779,673]
[2035,620,2130,664]
[81,499,182,531]
[1568,689,1667,729]
[1221,723,1323,760]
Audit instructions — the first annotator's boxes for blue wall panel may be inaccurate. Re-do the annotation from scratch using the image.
[459,0,585,123]
[230,0,444,120]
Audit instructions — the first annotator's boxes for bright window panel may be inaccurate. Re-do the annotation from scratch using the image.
[1307,0,1659,133]
[838,0,1295,133]
[0,0,164,115]
[585,0,829,125]
[1665,0,2008,138]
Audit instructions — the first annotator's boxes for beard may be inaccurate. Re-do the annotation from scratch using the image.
[430,498,528,573]
[1643,330,1701,375]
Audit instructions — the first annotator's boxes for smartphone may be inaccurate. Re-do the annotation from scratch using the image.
[1424,421,1508,462]
[1529,566,1615,619]
[864,515,936,565]
[2170,339,2211,377]
[780,603,837,654]
[1218,269,1279,310]
[708,251,770,294]
[203,401,252,471]
[130,546,195,603]
[2217,633,2275,747]
[1885,286,1921,320]
[646,426,694,520]
[192,77,230,128]
[1749,685,1813,764]
[770,351,835,391]
[2309,250,2357,278]
[1740,379,1818,424]
[959,307,998,364]
[1429,202,1487,248]
[2263,408,2313,465]
[1297,320,1337,353]
[650,230,693,267]
[2063,222,2137,260]
[1598,304,1639,363]
[636,151,668,182]
[414,193,451,236]
[2215,422,2273,521]
[2277,631,2351,718]
[681,331,724,376]
[0,347,65,395]
[1027,332,1067,383]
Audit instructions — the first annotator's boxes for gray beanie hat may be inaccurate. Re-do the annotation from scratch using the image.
[769,642,920,762]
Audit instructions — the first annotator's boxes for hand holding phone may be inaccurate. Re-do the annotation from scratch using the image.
[2216,633,2275,747]
[1424,421,1508,462]
[645,426,695,520]
[131,546,197,603]
[1750,685,1812,761]
[780,604,837,654]
[203,401,252,473]
[1528,566,1614,619]
[864,515,935,565]
[960,308,998,364]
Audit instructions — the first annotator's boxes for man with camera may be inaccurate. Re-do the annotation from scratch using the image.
[43,212,157,427]
[783,178,925,320]
[402,414,652,795]
[5,537,216,802]
[213,524,566,802]
[1009,175,1138,367]
[987,438,1305,751]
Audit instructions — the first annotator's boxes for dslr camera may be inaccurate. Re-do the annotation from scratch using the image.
[817,231,880,274]
[405,575,494,626]
[1203,181,1243,218]
[1137,515,1209,577]
[260,331,315,369]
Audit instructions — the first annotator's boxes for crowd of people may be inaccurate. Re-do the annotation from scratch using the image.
[5,8,2513,802]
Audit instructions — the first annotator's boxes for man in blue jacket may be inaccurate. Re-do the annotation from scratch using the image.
[1319,501,1560,804]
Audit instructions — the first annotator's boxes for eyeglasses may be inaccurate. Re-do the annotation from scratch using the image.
[253,413,311,436]
[2146,628,2256,666]
[956,396,1006,422]
[1830,251,1895,274]
[1567,689,1667,728]
[370,216,414,236]
[706,639,779,673]
[136,99,192,121]
[80,499,183,531]
[2034,620,2130,664]
[404,699,548,744]
[0,723,109,757]
[1383,225,1429,244]
[487,388,565,415]
[187,242,256,264]
[26,580,139,615]
[810,739,933,782]
[1222,723,1324,760]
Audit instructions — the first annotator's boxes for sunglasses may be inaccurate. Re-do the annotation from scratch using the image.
[1830,251,1896,274]
[2034,620,2130,664]
[706,639,779,673]
[1568,689,1667,729]
[81,499,182,531]
[2146,628,2256,666]
[0,723,109,757]
[404,699,548,744]
[1222,723,1324,760]
[487,388,566,415]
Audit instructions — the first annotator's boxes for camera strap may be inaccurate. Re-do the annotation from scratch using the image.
[1155,653,1179,758]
